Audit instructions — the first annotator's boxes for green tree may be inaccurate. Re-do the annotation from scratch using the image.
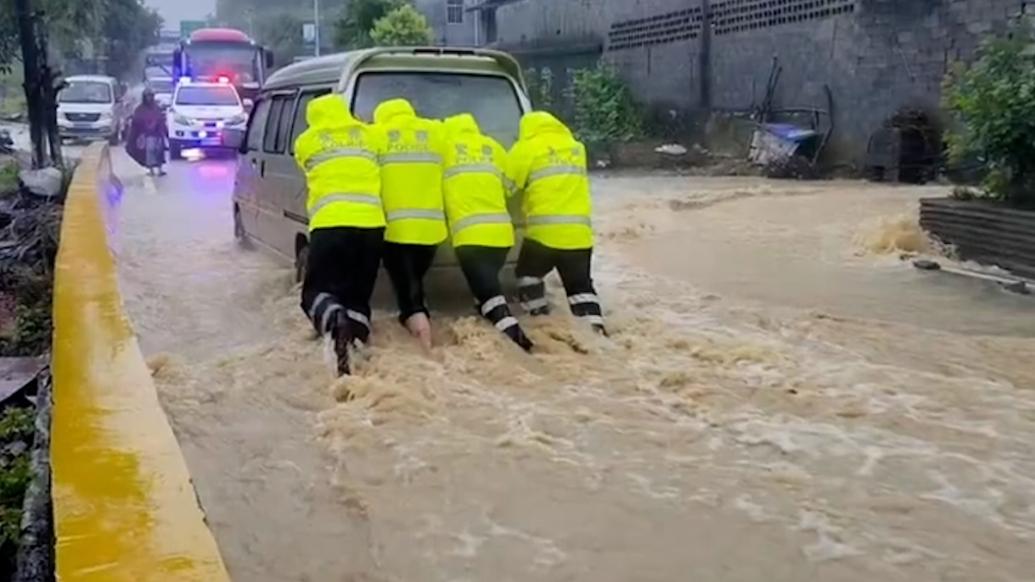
[99,0,161,78]
[256,12,304,66]
[333,0,406,49]
[369,4,431,47]
[945,23,1035,206]
[0,0,108,71]
[524,67,554,111]
[568,63,643,146]
[0,2,18,73]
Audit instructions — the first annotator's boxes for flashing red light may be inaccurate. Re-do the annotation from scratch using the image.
[218,76,230,85]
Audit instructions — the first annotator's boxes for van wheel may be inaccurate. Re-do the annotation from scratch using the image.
[295,244,309,284]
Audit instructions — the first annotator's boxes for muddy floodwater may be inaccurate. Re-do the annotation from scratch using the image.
[114,152,1034,582]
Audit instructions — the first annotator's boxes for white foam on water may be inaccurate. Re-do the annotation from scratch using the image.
[117,163,1035,581]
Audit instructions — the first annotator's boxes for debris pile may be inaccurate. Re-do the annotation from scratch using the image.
[0,164,62,357]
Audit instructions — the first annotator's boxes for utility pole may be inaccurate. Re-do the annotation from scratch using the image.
[700,0,712,111]
[314,0,322,57]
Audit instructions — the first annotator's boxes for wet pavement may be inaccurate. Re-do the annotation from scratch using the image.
[113,153,1035,582]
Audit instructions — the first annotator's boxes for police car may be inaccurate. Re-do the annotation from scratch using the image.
[167,78,248,159]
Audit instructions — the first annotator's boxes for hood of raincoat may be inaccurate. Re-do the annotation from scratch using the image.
[518,111,573,141]
[306,94,353,127]
[443,113,480,137]
[373,98,416,124]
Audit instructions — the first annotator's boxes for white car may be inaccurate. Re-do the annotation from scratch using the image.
[167,80,248,159]
[146,77,174,109]
[57,75,127,144]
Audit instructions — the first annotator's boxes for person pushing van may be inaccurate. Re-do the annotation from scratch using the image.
[373,98,447,351]
[442,114,534,352]
[294,94,387,376]
[506,111,607,336]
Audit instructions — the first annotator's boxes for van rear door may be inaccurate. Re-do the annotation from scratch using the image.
[346,64,530,267]
[349,71,526,148]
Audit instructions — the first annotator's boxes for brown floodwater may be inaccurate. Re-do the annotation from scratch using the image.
[115,155,1035,582]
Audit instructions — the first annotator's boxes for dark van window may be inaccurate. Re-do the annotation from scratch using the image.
[352,73,523,147]
[290,88,332,152]
[263,94,293,153]
[246,99,271,152]
[274,94,297,152]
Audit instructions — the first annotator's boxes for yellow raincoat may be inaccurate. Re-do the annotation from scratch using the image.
[506,111,592,250]
[293,94,385,231]
[441,114,514,248]
[373,99,447,245]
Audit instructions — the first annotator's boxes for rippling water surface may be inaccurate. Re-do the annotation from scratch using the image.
[116,156,1035,582]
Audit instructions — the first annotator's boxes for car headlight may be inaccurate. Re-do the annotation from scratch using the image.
[98,111,112,120]
[228,113,248,126]
[174,113,192,125]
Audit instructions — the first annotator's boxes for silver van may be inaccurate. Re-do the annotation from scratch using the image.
[230,47,531,282]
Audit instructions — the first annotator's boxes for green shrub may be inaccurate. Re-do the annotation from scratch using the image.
[0,406,34,573]
[567,64,644,146]
[333,0,408,49]
[944,23,1035,206]
[524,67,554,111]
[369,5,433,47]
[0,161,17,194]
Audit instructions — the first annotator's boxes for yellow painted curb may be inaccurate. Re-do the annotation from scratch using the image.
[51,145,230,581]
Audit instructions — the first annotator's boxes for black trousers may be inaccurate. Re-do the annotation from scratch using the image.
[455,245,509,304]
[456,245,533,350]
[515,238,605,329]
[383,242,438,321]
[300,226,385,343]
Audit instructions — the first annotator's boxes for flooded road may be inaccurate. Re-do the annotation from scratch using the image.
[114,154,1035,582]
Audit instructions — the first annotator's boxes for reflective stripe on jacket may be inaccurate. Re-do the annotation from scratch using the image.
[506,111,592,250]
[294,94,385,231]
[373,99,447,245]
[442,114,515,249]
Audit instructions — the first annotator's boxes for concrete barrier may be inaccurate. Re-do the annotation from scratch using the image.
[51,144,230,581]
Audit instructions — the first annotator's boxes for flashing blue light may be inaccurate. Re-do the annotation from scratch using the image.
[179,76,192,84]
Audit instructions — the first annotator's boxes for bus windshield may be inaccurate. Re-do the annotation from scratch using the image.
[185,43,260,84]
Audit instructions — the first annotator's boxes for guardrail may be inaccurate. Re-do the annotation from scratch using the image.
[50,144,230,580]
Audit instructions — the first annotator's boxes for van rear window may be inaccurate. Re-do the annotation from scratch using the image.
[352,72,523,147]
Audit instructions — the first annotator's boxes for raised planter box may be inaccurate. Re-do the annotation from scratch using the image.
[919,198,1035,279]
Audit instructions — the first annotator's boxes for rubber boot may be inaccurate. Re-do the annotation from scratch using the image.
[505,325,535,352]
[405,312,433,352]
[592,324,609,338]
[331,310,352,376]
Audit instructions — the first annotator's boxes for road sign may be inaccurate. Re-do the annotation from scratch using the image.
[180,20,206,39]
[303,23,316,43]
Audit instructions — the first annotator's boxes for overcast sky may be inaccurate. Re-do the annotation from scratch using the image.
[144,0,215,28]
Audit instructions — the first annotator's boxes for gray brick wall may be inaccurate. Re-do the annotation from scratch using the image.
[709,0,1026,161]
[486,0,1030,163]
